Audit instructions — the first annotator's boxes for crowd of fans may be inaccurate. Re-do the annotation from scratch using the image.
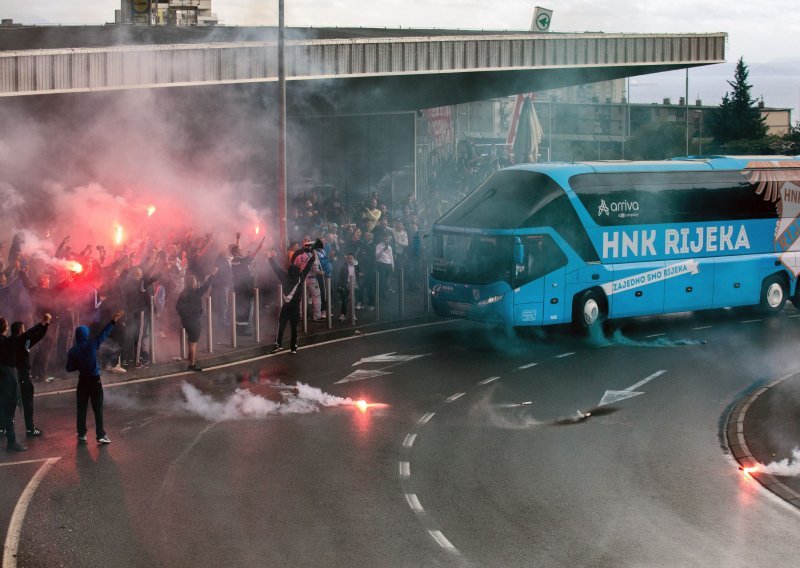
[0,138,504,382]
[0,189,433,381]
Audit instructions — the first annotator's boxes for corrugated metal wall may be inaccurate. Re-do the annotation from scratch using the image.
[0,33,726,96]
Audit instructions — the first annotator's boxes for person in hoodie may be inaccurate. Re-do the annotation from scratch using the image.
[66,310,124,444]
[0,313,51,452]
[267,248,317,354]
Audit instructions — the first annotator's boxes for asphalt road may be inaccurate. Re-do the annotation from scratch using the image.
[3,308,800,567]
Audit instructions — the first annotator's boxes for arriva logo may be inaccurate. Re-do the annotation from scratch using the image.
[599,199,640,217]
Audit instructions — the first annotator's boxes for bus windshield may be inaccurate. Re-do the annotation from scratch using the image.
[432,233,513,285]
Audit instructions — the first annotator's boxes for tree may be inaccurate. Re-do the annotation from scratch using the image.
[707,58,767,147]
[626,122,686,160]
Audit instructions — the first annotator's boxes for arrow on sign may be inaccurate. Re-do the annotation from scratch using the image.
[597,370,666,407]
[335,369,392,384]
[352,352,429,366]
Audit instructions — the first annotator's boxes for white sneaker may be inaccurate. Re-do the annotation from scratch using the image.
[109,365,127,374]
[77,434,87,442]
[97,435,111,444]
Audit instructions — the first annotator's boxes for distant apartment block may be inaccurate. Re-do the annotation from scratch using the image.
[116,0,218,26]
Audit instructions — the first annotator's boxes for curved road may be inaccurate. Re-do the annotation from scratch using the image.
[3,308,800,567]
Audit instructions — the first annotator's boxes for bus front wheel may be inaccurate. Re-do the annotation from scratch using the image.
[759,275,787,316]
[573,290,606,333]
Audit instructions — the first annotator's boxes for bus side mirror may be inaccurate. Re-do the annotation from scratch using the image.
[513,241,525,265]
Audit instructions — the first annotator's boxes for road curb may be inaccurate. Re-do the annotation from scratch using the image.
[726,371,800,510]
[34,313,440,396]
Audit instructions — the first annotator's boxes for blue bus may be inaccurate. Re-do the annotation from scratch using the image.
[429,156,800,331]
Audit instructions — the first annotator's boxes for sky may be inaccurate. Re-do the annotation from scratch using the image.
[3,1,799,119]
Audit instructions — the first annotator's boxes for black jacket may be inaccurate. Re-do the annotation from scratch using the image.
[268,254,316,307]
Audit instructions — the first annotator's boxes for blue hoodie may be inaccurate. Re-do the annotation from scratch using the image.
[66,321,115,378]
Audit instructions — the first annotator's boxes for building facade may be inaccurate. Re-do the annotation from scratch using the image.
[117,0,218,26]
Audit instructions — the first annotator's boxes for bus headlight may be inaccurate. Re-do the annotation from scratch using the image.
[477,294,504,306]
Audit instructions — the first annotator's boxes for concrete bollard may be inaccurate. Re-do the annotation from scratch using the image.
[349,273,356,325]
[325,276,332,329]
[149,296,157,364]
[374,271,380,321]
[424,265,431,313]
[399,267,405,318]
[229,290,237,348]
[302,280,308,333]
[254,288,261,343]
[135,310,144,366]
[206,295,213,353]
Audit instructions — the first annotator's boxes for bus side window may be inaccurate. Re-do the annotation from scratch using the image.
[516,235,568,286]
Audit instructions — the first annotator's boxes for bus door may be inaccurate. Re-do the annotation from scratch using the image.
[607,261,666,318]
[513,234,568,325]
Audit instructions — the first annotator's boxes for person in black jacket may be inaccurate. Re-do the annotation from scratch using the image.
[0,313,51,452]
[10,321,49,437]
[267,249,317,354]
[175,269,217,371]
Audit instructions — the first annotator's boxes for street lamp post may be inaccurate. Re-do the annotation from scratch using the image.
[277,0,288,250]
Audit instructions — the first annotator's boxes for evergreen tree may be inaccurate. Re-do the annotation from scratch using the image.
[707,58,767,146]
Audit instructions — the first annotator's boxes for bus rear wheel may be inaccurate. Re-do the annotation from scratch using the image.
[759,275,787,316]
[573,290,606,333]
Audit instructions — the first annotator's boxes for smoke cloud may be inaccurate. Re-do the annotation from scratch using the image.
[179,381,355,421]
[760,447,800,477]
[587,326,707,348]
[469,390,543,429]
[0,86,278,261]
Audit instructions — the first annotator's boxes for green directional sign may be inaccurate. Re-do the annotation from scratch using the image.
[536,13,550,31]
[532,7,553,32]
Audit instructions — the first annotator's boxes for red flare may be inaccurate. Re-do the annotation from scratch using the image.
[741,465,761,477]
[66,260,83,274]
[255,226,260,235]
[114,224,124,245]
[147,204,156,217]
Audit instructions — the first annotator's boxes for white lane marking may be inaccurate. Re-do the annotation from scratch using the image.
[478,376,500,385]
[691,325,713,330]
[499,401,533,408]
[405,493,424,513]
[554,352,575,358]
[625,369,668,392]
[517,362,538,370]
[335,369,391,384]
[203,320,453,371]
[37,370,194,397]
[418,412,435,425]
[741,319,762,324]
[0,457,60,468]
[402,434,417,448]
[645,332,666,338]
[428,530,458,552]
[445,392,465,403]
[399,461,411,478]
[352,353,430,366]
[38,321,455,396]
[789,314,800,318]
[598,370,667,407]
[3,457,61,568]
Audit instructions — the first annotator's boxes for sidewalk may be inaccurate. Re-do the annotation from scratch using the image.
[36,283,437,395]
[727,371,800,509]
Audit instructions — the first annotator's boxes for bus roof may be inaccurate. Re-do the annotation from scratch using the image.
[507,156,800,175]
